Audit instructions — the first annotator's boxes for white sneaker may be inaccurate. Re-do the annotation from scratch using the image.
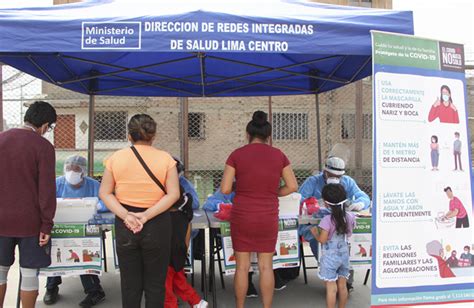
[193,299,209,308]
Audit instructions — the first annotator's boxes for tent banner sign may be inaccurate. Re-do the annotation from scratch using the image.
[220,217,300,275]
[371,31,474,307]
[81,21,315,52]
[40,224,102,277]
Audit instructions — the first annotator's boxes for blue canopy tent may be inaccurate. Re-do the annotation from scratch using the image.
[0,0,413,174]
[0,1,413,306]
[0,0,413,97]
[0,0,413,205]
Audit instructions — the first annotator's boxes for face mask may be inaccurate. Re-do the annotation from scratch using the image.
[65,171,83,185]
[442,94,450,102]
[326,177,340,184]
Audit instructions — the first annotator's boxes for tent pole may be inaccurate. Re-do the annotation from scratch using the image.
[0,63,3,132]
[88,94,95,177]
[355,80,363,179]
[268,96,272,146]
[180,97,189,177]
[315,94,322,171]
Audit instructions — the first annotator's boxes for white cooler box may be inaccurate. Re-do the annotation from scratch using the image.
[279,193,301,217]
[54,197,98,223]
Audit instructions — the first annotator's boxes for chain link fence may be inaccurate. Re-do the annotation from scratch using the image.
[2,64,474,203]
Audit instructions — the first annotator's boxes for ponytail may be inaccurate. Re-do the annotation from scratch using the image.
[322,184,348,235]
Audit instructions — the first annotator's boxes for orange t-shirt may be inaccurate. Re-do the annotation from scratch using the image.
[105,145,176,208]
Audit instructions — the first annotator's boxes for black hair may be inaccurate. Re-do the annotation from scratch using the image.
[431,135,438,143]
[128,114,157,142]
[440,85,452,104]
[444,186,452,192]
[464,245,470,251]
[23,101,57,128]
[454,132,460,137]
[246,111,271,142]
[322,183,348,235]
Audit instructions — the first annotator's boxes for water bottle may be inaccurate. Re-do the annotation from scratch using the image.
[302,202,308,217]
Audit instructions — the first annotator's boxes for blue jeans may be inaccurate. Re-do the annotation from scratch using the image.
[46,275,103,294]
[306,232,353,284]
[318,234,350,281]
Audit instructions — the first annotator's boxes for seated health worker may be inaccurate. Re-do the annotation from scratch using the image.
[298,156,370,290]
[43,155,106,307]
[298,156,370,245]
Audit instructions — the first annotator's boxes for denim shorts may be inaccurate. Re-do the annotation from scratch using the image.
[318,246,350,282]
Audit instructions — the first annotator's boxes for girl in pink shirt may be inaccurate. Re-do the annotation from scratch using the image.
[311,184,356,308]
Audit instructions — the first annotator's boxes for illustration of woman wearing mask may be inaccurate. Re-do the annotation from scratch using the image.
[428,85,459,124]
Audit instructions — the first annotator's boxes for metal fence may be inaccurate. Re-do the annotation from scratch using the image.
[2,65,473,204]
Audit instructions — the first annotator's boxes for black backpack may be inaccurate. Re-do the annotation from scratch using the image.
[171,186,194,222]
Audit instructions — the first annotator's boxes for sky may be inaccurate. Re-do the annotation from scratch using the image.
[393,0,474,63]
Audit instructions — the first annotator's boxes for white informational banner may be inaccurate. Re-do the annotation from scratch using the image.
[40,224,102,277]
[349,217,372,269]
[372,31,474,307]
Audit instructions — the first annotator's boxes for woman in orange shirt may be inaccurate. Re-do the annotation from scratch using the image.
[99,114,180,308]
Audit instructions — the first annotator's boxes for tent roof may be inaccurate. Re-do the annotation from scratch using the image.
[0,0,413,97]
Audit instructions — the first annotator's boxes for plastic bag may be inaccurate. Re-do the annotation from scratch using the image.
[214,203,232,221]
[300,197,320,215]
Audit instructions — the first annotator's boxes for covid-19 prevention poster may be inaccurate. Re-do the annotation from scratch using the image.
[371,31,474,307]
[40,224,103,277]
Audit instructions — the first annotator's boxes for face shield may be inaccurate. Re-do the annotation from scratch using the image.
[324,156,345,184]
[63,155,87,185]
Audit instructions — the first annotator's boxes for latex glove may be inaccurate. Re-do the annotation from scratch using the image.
[348,202,365,212]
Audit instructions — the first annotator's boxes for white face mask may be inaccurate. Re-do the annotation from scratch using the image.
[326,177,341,184]
[65,171,83,186]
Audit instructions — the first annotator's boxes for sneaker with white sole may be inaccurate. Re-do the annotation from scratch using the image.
[246,281,258,298]
[193,299,208,308]
[274,275,288,291]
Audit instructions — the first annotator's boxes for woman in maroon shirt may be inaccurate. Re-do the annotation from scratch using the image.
[221,111,297,308]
